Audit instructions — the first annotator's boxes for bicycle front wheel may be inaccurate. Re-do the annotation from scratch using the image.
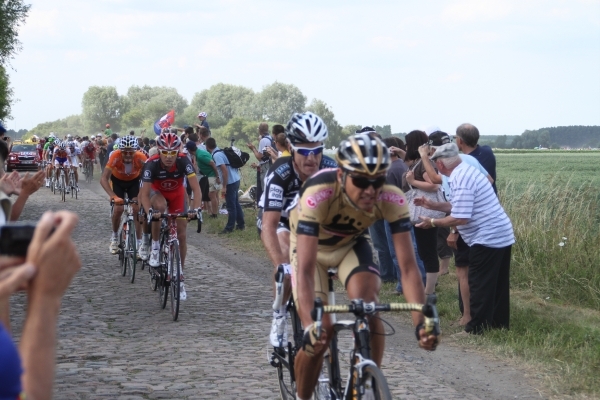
[128,221,137,284]
[275,346,296,400]
[120,228,128,277]
[170,242,181,321]
[60,176,66,202]
[357,365,391,400]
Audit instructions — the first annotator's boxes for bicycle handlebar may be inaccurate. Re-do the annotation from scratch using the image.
[313,294,441,338]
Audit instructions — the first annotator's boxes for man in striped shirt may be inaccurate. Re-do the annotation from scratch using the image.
[415,143,515,335]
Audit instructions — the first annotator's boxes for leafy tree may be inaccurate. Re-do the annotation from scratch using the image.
[214,117,264,144]
[372,125,392,138]
[0,0,30,65]
[25,115,85,138]
[81,86,124,133]
[494,135,507,149]
[257,82,306,124]
[185,83,257,129]
[121,108,145,128]
[306,99,343,148]
[0,65,13,120]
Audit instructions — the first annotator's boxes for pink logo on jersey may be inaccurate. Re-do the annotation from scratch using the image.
[305,188,334,209]
[379,191,406,206]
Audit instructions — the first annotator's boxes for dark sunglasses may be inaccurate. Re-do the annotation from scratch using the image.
[349,174,387,189]
[293,145,324,157]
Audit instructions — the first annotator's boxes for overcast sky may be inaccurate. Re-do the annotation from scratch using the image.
[6,0,600,135]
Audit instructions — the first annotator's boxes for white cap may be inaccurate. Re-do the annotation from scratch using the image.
[424,125,441,135]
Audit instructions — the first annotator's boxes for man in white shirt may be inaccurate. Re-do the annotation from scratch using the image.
[416,143,515,335]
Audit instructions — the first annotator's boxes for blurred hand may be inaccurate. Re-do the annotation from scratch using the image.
[418,143,431,158]
[26,211,81,300]
[246,143,255,150]
[17,170,45,196]
[418,327,439,351]
[447,232,458,249]
[405,170,415,185]
[0,171,21,196]
[0,257,35,302]
[413,196,432,209]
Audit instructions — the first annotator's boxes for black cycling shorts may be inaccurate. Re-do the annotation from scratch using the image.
[111,175,140,200]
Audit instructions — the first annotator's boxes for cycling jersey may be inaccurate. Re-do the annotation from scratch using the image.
[259,155,337,220]
[106,149,147,181]
[289,168,412,310]
[142,154,196,213]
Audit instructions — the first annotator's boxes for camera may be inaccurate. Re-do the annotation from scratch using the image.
[0,223,36,257]
[261,147,271,161]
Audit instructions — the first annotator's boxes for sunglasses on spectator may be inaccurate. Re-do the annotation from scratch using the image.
[348,174,387,189]
[160,150,178,156]
[292,145,324,157]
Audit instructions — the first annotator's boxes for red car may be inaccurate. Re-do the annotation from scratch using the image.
[6,144,41,172]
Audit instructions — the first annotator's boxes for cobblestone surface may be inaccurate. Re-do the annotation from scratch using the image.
[9,182,545,399]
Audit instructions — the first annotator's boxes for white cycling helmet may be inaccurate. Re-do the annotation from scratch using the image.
[119,135,139,150]
[286,112,329,145]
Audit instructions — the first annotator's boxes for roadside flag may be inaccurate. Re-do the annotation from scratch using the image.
[153,110,175,135]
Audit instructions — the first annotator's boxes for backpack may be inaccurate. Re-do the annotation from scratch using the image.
[213,146,250,169]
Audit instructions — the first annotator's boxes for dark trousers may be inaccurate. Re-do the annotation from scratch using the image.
[466,244,512,334]
[413,226,440,273]
[224,180,245,232]
[368,219,395,281]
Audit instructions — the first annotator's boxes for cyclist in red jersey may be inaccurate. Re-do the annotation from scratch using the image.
[139,131,201,300]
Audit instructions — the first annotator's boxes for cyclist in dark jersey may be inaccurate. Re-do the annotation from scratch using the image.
[258,112,337,348]
[139,131,201,301]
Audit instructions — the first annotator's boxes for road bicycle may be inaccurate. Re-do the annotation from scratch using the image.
[68,167,78,199]
[53,165,68,202]
[83,158,93,183]
[145,211,199,321]
[270,269,440,400]
[111,197,138,284]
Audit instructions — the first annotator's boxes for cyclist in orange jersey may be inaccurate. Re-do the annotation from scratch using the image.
[100,136,147,255]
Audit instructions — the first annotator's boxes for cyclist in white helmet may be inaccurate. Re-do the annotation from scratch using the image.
[258,112,337,349]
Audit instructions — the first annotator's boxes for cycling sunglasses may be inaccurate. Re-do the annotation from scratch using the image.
[292,145,324,157]
[159,150,178,156]
[349,174,387,189]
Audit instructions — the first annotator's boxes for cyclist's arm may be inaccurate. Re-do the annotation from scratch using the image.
[391,231,426,327]
[295,232,319,329]
[100,167,117,199]
[261,210,286,266]
[139,181,153,215]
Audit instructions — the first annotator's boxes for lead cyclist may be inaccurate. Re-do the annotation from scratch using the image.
[290,133,439,400]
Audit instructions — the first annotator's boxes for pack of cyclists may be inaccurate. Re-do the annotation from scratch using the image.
[33,117,440,398]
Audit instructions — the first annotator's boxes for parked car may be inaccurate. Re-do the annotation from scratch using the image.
[6,144,41,171]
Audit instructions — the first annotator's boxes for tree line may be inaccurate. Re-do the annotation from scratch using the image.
[24,82,397,147]
[479,126,600,149]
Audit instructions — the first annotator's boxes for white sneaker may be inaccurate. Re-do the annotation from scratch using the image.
[269,316,288,348]
[139,242,149,260]
[109,239,119,254]
[149,249,160,267]
[45,179,50,188]
[180,282,187,301]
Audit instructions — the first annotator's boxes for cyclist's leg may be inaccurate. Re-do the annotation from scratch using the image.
[339,235,384,366]
[110,176,126,233]
[127,178,142,241]
[171,190,188,269]
[290,240,336,400]
[149,191,167,242]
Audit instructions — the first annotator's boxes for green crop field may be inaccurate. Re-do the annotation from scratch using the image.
[496,150,600,190]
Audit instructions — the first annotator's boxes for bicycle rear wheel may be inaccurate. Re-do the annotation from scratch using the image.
[170,242,181,321]
[127,221,137,283]
[357,365,391,400]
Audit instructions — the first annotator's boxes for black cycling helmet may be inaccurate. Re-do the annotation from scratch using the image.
[336,133,390,176]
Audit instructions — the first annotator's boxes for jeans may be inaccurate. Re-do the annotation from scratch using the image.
[225,180,244,232]
[384,222,427,293]
[369,219,395,282]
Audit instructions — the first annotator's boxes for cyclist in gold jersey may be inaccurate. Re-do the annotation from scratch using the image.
[289,133,439,400]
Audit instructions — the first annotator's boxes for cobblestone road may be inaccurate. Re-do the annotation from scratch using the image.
[9,182,545,399]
